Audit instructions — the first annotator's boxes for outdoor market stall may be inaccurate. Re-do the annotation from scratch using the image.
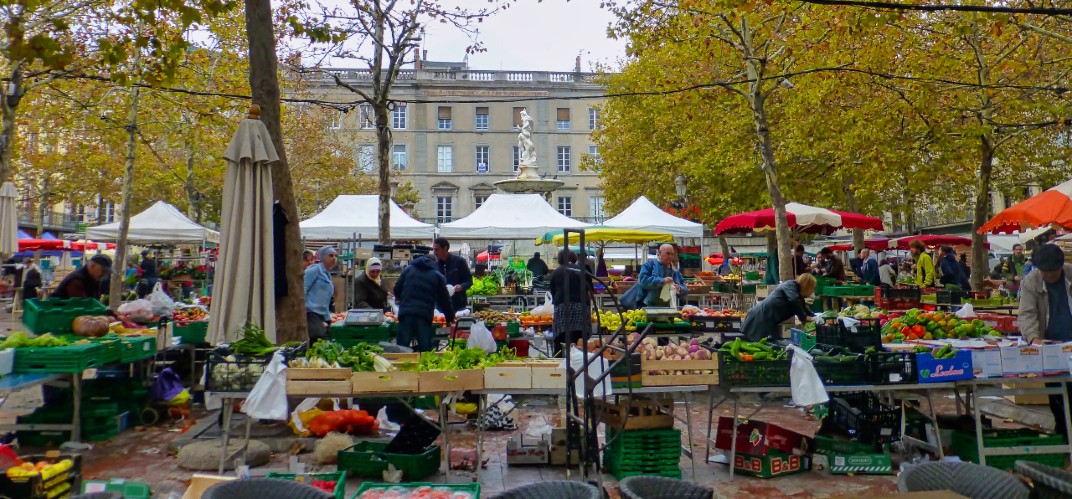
[298,195,435,241]
[439,193,590,240]
[601,196,705,239]
[980,178,1072,233]
[86,201,219,245]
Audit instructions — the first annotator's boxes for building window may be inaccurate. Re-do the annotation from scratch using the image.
[588,145,602,165]
[437,106,452,130]
[557,146,571,173]
[330,112,342,130]
[588,107,600,130]
[475,145,490,173]
[437,145,453,173]
[357,144,375,173]
[392,144,407,170]
[512,107,524,128]
[474,195,488,210]
[359,104,375,129]
[512,146,520,172]
[589,196,605,221]
[557,196,572,217]
[556,108,571,131]
[75,205,86,224]
[100,203,116,223]
[436,196,453,223]
[392,105,407,129]
[475,107,489,131]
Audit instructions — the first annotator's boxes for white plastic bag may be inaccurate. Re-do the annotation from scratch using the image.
[787,345,828,407]
[118,299,154,322]
[241,352,288,420]
[567,347,612,397]
[955,303,975,318]
[289,398,339,434]
[531,292,554,317]
[148,282,175,317]
[467,321,498,353]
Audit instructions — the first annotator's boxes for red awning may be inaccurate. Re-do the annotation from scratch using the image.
[715,202,884,235]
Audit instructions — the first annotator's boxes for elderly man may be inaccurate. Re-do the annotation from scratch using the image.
[52,254,111,301]
[1020,244,1072,438]
[433,238,472,313]
[860,248,881,286]
[638,244,687,307]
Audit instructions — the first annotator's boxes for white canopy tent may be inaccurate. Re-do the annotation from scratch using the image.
[439,193,591,240]
[602,196,705,239]
[299,195,435,240]
[86,201,219,244]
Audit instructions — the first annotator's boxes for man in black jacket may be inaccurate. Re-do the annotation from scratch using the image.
[394,255,455,351]
[21,257,41,305]
[433,237,472,312]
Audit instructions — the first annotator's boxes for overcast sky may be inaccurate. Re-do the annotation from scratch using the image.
[317,0,628,72]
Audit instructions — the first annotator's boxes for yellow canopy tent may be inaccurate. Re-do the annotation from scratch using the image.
[535,227,675,246]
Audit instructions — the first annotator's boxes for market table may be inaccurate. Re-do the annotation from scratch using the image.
[0,373,80,442]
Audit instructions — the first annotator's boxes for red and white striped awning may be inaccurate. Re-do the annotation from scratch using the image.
[980,179,1072,234]
[715,202,884,235]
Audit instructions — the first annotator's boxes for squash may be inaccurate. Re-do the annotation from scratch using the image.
[72,316,110,337]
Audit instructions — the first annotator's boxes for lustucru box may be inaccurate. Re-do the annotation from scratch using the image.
[970,349,1003,378]
[1000,346,1045,376]
[1041,343,1072,374]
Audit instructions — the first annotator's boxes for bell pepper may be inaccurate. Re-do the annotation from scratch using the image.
[738,353,754,361]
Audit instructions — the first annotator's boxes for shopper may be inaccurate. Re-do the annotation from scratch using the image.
[861,248,880,285]
[909,240,936,287]
[938,246,971,289]
[816,247,846,281]
[302,250,315,271]
[1019,244,1072,437]
[433,238,472,313]
[637,244,687,307]
[1001,243,1028,292]
[353,257,390,312]
[878,258,897,287]
[52,254,111,301]
[741,273,816,341]
[793,244,808,277]
[550,249,592,357]
[527,251,550,281]
[849,249,865,278]
[21,257,41,305]
[394,255,455,352]
[304,246,337,343]
[139,249,157,297]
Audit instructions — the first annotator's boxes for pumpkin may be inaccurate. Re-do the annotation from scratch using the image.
[72,316,110,337]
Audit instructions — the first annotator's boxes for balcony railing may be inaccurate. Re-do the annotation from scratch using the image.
[315,69,603,86]
[18,212,79,233]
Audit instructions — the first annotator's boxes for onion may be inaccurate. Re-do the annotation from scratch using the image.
[688,345,701,353]
[690,338,700,346]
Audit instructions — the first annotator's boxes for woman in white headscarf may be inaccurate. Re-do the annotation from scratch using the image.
[354,257,391,311]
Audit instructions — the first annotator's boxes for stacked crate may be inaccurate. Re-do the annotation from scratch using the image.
[603,428,682,479]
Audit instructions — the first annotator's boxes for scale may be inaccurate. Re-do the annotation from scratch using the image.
[643,307,681,322]
[343,308,386,326]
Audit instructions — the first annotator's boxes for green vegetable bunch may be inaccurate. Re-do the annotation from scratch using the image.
[417,346,519,371]
[467,276,500,296]
[231,324,277,357]
[306,341,386,372]
[0,332,70,349]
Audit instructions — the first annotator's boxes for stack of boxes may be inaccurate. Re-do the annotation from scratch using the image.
[714,417,812,478]
[603,428,682,479]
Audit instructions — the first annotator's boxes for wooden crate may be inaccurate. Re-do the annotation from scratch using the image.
[641,358,718,386]
[382,352,420,362]
[286,368,353,396]
[418,369,484,393]
[351,371,419,394]
[484,362,532,390]
[595,398,674,430]
[530,360,567,390]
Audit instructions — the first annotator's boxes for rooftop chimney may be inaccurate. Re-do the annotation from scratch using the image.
[575,55,581,72]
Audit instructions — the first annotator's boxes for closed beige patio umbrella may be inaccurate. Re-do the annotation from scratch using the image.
[208,105,278,344]
[0,182,18,256]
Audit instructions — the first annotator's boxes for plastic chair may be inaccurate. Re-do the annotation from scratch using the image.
[202,478,333,499]
[899,461,1029,499]
[1016,460,1072,499]
[490,481,601,499]
[619,476,713,499]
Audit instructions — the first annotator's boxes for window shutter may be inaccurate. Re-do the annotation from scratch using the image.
[557,108,570,121]
[438,106,452,120]
[476,106,489,115]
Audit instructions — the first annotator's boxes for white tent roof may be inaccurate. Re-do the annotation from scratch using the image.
[439,193,591,239]
[299,195,434,240]
[86,201,219,244]
[602,196,705,239]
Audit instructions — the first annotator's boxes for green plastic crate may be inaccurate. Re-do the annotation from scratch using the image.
[718,350,791,388]
[952,429,1068,470]
[22,298,108,334]
[353,483,480,499]
[82,479,151,499]
[173,321,209,344]
[338,441,440,480]
[15,431,69,447]
[814,435,881,455]
[13,344,103,373]
[119,336,156,363]
[330,324,393,344]
[266,471,345,499]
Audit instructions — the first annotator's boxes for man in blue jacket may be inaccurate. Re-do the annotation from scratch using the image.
[638,244,687,307]
[861,248,881,286]
[433,238,472,313]
[394,255,456,351]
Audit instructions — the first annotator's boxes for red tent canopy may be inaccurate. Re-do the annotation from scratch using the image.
[980,179,1072,233]
[476,250,501,263]
[890,235,987,250]
[823,238,891,252]
[17,239,64,251]
[715,202,884,235]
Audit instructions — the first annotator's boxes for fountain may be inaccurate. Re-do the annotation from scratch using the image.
[494,108,565,196]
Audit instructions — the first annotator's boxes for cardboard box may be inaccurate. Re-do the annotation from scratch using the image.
[1002,382,1050,405]
[714,416,814,455]
[1001,346,1044,376]
[418,369,484,393]
[484,362,532,390]
[549,446,580,466]
[917,350,974,383]
[351,371,419,394]
[828,453,893,475]
[732,450,811,478]
[1042,343,1072,374]
[970,349,1003,378]
[392,249,412,260]
[506,434,549,465]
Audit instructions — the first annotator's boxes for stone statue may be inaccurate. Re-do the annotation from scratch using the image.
[516,108,535,166]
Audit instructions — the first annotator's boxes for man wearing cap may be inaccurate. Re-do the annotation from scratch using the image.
[1019,243,1072,437]
[304,246,337,343]
[52,254,112,301]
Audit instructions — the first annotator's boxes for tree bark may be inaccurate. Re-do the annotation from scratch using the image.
[109,78,141,308]
[718,235,732,270]
[842,175,865,252]
[376,104,392,242]
[35,177,47,236]
[970,137,994,292]
[245,0,307,343]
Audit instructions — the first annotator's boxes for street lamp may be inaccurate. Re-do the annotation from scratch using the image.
[674,174,687,199]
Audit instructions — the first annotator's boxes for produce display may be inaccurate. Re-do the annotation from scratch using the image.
[310,480,339,494]
[0,332,69,349]
[71,316,111,337]
[5,459,74,480]
[680,306,745,318]
[824,305,885,320]
[292,341,393,372]
[472,310,511,324]
[592,309,648,331]
[417,347,516,371]
[467,276,500,296]
[632,335,713,361]
[307,409,378,436]
[518,313,552,327]
[173,306,207,322]
[358,485,475,499]
[209,356,266,391]
[881,309,1000,341]
[718,338,787,361]
[230,325,279,356]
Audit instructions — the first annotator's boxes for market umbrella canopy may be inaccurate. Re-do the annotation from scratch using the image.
[890,235,985,250]
[299,195,434,240]
[0,182,17,255]
[980,179,1072,234]
[823,238,891,252]
[86,201,219,244]
[439,193,591,239]
[601,196,704,239]
[536,227,674,246]
[714,202,884,235]
[208,105,278,345]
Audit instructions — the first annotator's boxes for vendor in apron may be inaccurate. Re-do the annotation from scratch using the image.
[741,273,816,342]
[637,244,688,307]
